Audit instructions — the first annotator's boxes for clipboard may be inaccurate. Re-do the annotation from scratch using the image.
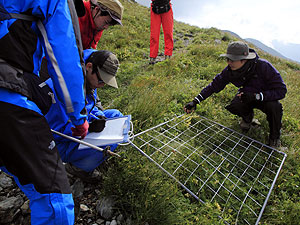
[78,115,131,150]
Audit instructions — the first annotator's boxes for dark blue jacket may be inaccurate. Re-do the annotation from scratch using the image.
[198,50,287,102]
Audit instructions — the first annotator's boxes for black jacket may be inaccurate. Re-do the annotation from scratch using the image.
[198,50,287,102]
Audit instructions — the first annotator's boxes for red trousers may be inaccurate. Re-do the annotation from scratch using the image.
[150,5,174,58]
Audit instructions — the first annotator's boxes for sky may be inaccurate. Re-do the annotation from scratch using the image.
[135,0,300,59]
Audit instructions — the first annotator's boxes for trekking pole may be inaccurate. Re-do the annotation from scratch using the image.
[51,129,121,158]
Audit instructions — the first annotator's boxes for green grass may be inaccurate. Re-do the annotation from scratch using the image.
[96,1,300,224]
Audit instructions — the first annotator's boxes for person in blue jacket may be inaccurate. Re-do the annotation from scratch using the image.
[0,0,89,224]
[45,49,123,183]
[184,41,287,148]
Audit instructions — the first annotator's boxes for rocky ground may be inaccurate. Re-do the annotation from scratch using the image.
[0,162,131,225]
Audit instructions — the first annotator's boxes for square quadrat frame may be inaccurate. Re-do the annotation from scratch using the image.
[130,115,286,225]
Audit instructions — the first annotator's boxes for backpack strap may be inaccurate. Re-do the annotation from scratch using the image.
[7,13,54,72]
[0,3,37,22]
[9,13,36,21]
[0,4,12,20]
[9,12,65,101]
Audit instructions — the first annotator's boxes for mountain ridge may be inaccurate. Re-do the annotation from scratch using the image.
[245,38,289,60]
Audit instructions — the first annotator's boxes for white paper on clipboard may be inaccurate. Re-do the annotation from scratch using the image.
[78,115,131,150]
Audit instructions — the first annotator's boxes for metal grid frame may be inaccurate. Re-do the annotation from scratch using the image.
[130,115,286,225]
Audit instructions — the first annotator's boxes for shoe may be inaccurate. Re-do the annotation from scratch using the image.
[239,118,261,132]
[164,55,171,60]
[239,119,251,132]
[268,138,281,148]
[65,163,101,183]
[149,57,156,64]
[251,118,261,126]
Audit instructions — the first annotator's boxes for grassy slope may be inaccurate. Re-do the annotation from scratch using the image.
[96,1,300,224]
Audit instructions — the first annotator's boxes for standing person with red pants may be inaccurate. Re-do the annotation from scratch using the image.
[150,0,174,64]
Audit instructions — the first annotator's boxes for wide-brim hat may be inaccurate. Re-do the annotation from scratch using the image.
[93,0,124,26]
[220,41,256,61]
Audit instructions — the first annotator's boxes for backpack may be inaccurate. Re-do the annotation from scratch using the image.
[152,0,171,14]
[0,4,54,115]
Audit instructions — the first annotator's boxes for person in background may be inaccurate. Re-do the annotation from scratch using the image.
[78,0,124,110]
[79,0,124,49]
[45,49,123,183]
[39,0,123,82]
[0,0,89,224]
[184,41,287,148]
[149,0,174,64]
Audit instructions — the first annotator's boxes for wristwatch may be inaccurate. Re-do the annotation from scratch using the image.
[255,93,260,101]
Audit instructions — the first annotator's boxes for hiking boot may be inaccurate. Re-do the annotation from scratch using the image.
[268,138,281,148]
[164,55,171,60]
[239,118,261,132]
[239,119,251,132]
[251,118,261,126]
[65,163,101,183]
[149,57,156,64]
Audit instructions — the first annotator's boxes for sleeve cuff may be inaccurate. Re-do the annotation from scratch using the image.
[259,92,264,101]
[194,94,204,104]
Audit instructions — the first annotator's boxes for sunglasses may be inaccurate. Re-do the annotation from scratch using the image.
[104,18,117,26]
[93,4,118,26]
[226,58,234,63]
[95,70,105,84]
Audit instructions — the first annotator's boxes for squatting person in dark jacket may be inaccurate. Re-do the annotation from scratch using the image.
[184,41,287,148]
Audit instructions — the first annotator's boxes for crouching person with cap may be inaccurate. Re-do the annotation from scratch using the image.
[184,41,287,148]
[45,49,123,185]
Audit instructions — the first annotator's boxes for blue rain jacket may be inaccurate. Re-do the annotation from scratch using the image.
[0,1,88,224]
[45,49,123,172]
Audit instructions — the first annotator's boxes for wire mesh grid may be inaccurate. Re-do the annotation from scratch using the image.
[130,114,286,225]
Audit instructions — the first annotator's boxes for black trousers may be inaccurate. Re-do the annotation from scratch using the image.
[0,101,71,194]
[225,95,283,140]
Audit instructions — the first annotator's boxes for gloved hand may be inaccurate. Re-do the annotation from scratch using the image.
[88,116,106,132]
[184,100,198,113]
[240,92,256,103]
[71,120,89,139]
